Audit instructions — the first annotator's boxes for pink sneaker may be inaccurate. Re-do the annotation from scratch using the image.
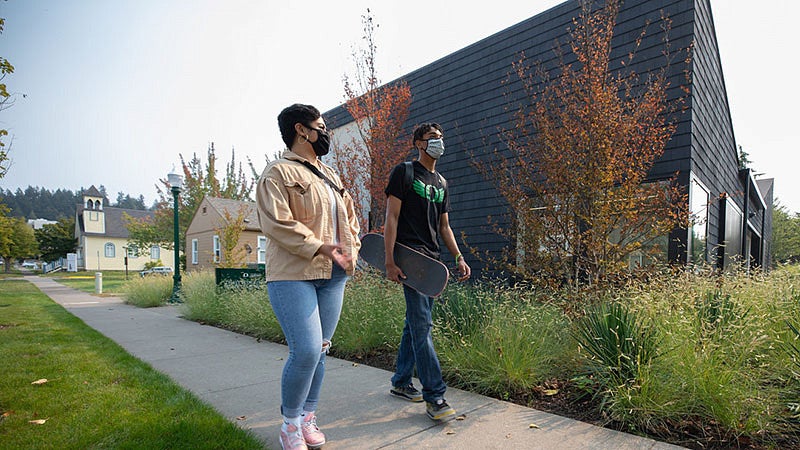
[279,423,308,450]
[301,412,326,448]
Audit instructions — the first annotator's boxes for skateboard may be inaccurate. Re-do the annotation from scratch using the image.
[359,233,449,297]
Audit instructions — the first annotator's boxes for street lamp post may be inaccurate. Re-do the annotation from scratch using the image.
[167,170,183,303]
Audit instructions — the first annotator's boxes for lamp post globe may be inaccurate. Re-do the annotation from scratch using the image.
[167,171,183,303]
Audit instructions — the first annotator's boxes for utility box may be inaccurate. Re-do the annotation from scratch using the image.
[214,265,265,287]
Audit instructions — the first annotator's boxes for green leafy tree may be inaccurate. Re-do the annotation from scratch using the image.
[0,214,38,272]
[126,144,255,260]
[123,213,169,255]
[35,217,77,262]
[214,206,248,268]
[0,16,20,179]
[772,200,800,264]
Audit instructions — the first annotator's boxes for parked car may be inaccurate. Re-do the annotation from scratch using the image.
[21,261,39,269]
[139,266,173,277]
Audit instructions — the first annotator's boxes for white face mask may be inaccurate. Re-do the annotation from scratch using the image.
[425,138,445,159]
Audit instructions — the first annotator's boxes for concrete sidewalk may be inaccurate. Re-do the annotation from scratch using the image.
[25,276,682,449]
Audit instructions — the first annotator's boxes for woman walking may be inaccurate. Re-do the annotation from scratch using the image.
[256,103,361,449]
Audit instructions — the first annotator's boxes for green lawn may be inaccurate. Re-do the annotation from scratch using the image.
[0,279,266,449]
[46,270,136,295]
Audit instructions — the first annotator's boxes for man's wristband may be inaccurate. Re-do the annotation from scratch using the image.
[454,253,463,265]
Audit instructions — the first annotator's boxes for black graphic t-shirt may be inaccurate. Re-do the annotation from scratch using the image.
[384,161,450,259]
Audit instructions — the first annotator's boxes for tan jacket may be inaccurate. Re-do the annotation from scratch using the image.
[256,150,361,281]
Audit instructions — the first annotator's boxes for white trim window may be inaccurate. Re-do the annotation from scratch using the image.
[191,239,198,265]
[257,236,267,264]
[213,235,220,263]
[104,243,115,258]
[150,245,160,260]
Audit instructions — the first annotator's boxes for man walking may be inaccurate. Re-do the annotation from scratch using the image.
[383,122,471,421]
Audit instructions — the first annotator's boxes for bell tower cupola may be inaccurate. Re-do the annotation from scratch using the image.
[82,185,106,234]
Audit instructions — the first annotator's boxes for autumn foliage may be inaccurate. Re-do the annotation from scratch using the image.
[333,9,412,232]
[479,0,689,286]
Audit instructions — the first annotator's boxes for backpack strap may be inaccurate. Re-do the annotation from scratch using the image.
[404,160,447,193]
[403,161,414,194]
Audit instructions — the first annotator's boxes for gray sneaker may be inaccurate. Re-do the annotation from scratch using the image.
[426,399,456,421]
[390,384,423,402]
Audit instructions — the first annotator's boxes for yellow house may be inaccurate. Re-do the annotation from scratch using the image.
[74,185,175,272]
[185,196,264,272]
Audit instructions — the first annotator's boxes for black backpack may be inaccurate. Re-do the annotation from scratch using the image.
[403,161,447,195]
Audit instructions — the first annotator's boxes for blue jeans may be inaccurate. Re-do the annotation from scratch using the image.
[391,285,447,403]
[268,265,349,418]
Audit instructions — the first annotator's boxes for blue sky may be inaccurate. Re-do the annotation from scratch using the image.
[2,0,798,213]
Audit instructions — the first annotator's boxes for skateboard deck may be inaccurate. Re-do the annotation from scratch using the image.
[359,233,449,297]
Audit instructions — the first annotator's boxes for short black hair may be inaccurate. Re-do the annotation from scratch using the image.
[412,123,443,144]
[277,104,321,149]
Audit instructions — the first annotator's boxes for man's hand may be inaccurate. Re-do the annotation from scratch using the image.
[455,259,471,282]
[318,243,352,269]
[385,261,406,283]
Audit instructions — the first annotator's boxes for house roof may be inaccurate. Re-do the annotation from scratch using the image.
[77,206,155,238]
[204,197,260,231]
[83,185,104,198]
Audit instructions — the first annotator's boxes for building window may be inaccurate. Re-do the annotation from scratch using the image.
[689,176,710,265]
[191,239,198,264]
[258,236,267,264]
[213,235,220,263]
[722,198,743,269]
[128,245,138,259]
[150,245,160,260]
[104,243,115,258]
[87,200,94,210]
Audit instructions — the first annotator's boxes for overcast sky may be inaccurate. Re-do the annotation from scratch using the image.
[1,0,798,213]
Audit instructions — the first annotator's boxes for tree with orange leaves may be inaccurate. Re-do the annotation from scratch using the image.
[479,0,689,287]
[332,9,412,232]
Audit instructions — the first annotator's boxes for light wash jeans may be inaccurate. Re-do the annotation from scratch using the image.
[390,285,447,403]
[268,265,348,418]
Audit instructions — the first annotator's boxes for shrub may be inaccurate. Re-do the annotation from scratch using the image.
[123,275,173,307]
[143,259,165,270]
[334,270,405,356]
[217,281,283,342]
[434,282,573,399]
[179,271,226,324]
[573,302,659,386]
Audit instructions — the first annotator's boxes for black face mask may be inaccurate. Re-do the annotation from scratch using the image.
[307,127,330,157]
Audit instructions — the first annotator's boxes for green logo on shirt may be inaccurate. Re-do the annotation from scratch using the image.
[412,179,445,203]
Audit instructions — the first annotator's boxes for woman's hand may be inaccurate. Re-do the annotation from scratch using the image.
[317,243,352,269]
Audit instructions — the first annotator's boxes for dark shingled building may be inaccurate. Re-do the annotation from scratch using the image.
[326,0,773,275]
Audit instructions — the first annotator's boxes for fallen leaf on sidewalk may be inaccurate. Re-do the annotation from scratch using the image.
[529,423,540,429]
[543,389,559,396]
[31,379,48,385]
[29,419,47,425]
[446,430,456,435]
[236,416,246,421]
[352,363,359,367]
[456,414,466,420]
